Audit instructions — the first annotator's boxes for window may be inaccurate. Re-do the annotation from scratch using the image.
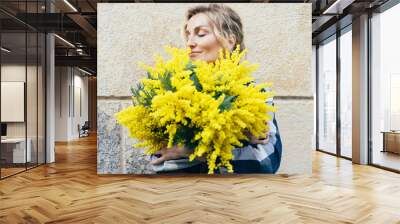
[0,1,47,179]
[371,3,400,171]
[340,27,352,158]
[317,35,337,154]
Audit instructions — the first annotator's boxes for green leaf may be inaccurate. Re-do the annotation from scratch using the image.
[218,95,237,112]
[146,71,155,80]
[130,82,156,107]
[185,61,196,71]
[173,124,201,150]
[190,73,202,92]
[185,62,202,92]
[159,71,176,92]
[214,91,223,99]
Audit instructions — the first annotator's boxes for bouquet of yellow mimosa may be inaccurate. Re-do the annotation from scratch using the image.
[115,46,275,174]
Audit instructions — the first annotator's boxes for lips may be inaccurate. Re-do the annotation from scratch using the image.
[190,51,201,57]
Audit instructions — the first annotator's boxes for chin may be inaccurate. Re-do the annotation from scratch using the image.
[190,56,202,61]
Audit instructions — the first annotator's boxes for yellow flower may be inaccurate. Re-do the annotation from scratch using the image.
[116,45,276,174]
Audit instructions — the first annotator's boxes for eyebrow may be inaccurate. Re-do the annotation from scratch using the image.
[185,25,210,34]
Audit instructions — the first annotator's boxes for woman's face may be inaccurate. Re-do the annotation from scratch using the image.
[185,13,223,63]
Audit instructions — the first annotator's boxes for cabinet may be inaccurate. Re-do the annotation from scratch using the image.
[0,138,32,165]
[382,131,400,154]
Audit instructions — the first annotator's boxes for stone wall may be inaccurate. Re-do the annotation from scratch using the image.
[97,3,313,174]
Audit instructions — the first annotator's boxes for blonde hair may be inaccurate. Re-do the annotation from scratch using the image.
[183,3,245,52]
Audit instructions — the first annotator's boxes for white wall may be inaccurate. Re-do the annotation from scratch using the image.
[1,63,46,164]
[1,65,27,142]
[55,67,68,141]
[55,67,89,141]
[71,72,89,138]
[1,65,37,138]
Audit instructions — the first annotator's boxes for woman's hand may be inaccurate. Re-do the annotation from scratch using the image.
[245,131,269,145]
[150,145,191,165]
[245,122,270,145]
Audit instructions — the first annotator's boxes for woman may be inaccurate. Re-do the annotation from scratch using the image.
[150,3,282,174]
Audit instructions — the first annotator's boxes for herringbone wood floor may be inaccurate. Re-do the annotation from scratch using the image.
[1,135,400,224]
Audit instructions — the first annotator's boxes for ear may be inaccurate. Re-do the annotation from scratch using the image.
[227,35,236,52]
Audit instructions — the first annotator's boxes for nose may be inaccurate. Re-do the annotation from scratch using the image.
[186,35,197,49]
